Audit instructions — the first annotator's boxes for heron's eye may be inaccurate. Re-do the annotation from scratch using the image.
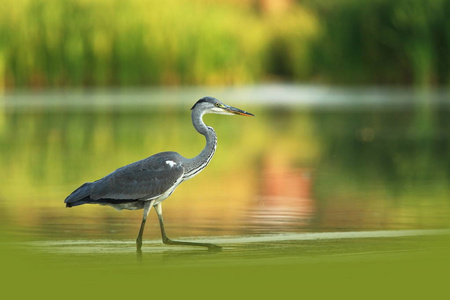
[215,103,221,108]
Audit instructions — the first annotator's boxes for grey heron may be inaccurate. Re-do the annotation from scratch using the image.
[65,97,254,252]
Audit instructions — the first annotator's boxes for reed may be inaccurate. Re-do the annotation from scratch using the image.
[0,0,448,88]
[0,0,316,88]
[303,0,450,86]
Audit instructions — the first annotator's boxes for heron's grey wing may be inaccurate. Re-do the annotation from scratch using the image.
[89,160,184,201]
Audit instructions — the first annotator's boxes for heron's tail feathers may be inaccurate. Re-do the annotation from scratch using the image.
[64,182,93,207]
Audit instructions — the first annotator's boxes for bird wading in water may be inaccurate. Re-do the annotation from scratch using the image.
[65,97,254,252]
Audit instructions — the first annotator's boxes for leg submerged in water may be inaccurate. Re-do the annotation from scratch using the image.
[154,203,222,252]
[136,200,155,253]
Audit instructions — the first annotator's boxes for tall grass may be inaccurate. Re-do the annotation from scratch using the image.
[0,0,316,88]
[303,0,450,86]
[0,0,449,88]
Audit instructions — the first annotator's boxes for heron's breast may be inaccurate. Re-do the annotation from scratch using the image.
[147,175,185,205]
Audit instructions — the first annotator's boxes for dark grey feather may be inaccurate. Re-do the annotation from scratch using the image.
[65,151,184,207]
[65,182,93,204]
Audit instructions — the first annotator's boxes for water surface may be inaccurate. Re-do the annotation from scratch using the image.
[1,85,450,242]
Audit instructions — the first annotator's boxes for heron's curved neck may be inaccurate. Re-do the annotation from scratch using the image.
[183,109,217,179]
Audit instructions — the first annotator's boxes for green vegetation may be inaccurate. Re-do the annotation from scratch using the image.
[0,0,315,88]
[303,0,450,86]
[0,0,448,88]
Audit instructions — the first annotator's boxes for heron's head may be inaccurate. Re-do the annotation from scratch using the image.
[191,96,254,117]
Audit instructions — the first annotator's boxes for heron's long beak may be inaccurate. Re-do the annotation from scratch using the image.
[225,106,254,117]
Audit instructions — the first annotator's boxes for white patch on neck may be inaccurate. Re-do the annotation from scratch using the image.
[165,160,176,167]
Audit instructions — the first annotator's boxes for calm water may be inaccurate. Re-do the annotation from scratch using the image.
[1,85,450,244]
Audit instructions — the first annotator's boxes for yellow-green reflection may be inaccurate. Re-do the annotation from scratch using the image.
[1,90,450,242]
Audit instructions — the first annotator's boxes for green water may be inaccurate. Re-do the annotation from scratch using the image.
[1,86,449,297]
[2,86,450,237]
[5,234,450,298]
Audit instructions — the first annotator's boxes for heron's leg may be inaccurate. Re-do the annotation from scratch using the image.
[136,200,155,252]
[154,203,222,252]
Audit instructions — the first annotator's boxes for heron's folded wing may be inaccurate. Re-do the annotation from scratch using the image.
[90,163,184,201]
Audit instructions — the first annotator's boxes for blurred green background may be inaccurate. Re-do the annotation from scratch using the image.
[1,0,449,89]
[1,1,450,296]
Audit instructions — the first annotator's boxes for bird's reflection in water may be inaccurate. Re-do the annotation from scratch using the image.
[136,245,223,264]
